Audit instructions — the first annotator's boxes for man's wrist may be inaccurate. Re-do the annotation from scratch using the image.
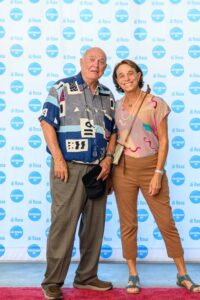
[105,151,114,161]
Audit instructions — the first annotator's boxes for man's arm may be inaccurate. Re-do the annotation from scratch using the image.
[40,120,68,183]
[97,132,117,181]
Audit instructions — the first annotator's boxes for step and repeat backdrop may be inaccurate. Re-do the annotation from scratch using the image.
[0,0,200,262]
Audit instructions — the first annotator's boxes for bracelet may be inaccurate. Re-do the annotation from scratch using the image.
[105,152,114,160]
[155,169,164,175]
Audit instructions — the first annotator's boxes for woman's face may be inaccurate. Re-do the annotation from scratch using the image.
[116,63,141,93]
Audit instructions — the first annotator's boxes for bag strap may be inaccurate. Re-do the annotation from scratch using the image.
[124,84,151,143]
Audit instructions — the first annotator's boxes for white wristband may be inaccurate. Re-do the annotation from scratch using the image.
[155,169,164,175]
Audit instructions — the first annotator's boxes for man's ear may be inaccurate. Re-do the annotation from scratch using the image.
[103,63,107,73]
[80,58,83,67]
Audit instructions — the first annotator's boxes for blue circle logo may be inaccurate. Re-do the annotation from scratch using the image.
[10,44,23,57]
[46,8,58,22]
[189,81,200,95]
[29,0,40,3]
[189,118,200,131]
[28,208,42,221]
[171,63,184,77]
[171,136,185,149]
[190,190,200,204]
[28,171,42,185]
[27,244,41,258]
[0,98,6,111]
[116,45,129,59]
[173,208,185,222]
[100,244,112,259]
[153,227,163,240]
[46,156,51,168]
[115,10,129,22]
[134,0,146,4]
[98,27,111,41]
[0,208,6,221]
[137,245,148,259]
[117,227,121,239]
[72,247,76,257]
[170,27,183,40]
[63,27,76,40]
[188,45,200,59]
[45,227,50,237]
[63,63,76,76]
[46,45,59,58]
[0,171,6,184]
[153,82,166,95]
[103,64,111,77]
[0,135,6,148]
[0,62,6,75]
[80,45,91,56]
[0,244,5,257]
[187,9,200,22]
[63,0,74,2]
[0,26,5,39]
[190,155,200,169]
[10,225,23,239]
[28,26,41,39]
[151,9,165,22]
[171,172,185,185]
[10,80,24,93]
[46,191,52,203]
[152,45,166,59]
[138,209,149,222]
[10,8,23,21]
[98,0,110,3]
[10,189,24,203]
[189,227,200,240]
[105,208,112,222]
[138,64,148,76]
[171,100,185,113]
[170,0,181,3]
[80,9,93,22]
[134,27,147,41]
[10,116,24,130]
[29,99,41,112]
[28,135,42,148]
[28,62,42,76]
[10,154,24,168]
[46,81,56,92]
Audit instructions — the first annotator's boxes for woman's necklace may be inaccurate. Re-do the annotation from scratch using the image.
[125,90,142,108]
[120,90,142,122]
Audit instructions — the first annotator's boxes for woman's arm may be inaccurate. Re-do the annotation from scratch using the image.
[149,116,168,196]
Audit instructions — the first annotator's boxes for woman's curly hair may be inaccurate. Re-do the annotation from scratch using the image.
[112,59,144,93]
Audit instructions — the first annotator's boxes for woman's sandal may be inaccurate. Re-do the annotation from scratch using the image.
[177,274,200,292]
[126,275,140,294]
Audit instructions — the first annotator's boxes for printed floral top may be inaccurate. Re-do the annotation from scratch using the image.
[115,93,171,158]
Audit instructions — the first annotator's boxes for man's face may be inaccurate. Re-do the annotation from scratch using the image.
[80,48,107,83]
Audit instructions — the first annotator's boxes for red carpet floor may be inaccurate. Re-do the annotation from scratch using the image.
[0,288,200,300]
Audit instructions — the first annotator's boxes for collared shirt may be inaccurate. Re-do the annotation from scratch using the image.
[39,72,116,163]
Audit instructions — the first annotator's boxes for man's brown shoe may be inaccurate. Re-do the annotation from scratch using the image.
[73,278,113,291]
[42,285,63,299]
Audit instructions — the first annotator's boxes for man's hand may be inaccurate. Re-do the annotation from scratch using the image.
[54,157,68,183]
[97,157,112,181]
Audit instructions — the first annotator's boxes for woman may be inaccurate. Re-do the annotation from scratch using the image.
[112,59,200,294]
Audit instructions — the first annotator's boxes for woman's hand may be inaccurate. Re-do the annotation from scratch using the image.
[149,173,163,196]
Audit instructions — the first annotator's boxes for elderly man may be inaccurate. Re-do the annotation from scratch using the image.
[39,47,116,300]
